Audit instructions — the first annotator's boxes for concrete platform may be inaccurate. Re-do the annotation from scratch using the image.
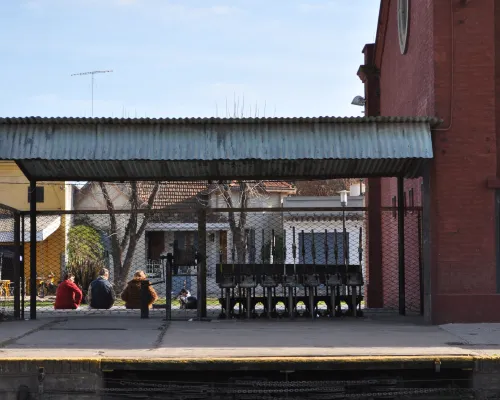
[1,316,499,399]
[0,314,499,360]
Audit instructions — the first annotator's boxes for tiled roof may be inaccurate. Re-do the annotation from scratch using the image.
[227,181,295,192]
[137,181,208,209]
[75,181,296,211]
[139,181,295,209]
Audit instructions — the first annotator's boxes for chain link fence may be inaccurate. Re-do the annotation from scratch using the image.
[0,203,21,321]
[207,207,366,320]
[380,207,423,314]
[20,204,423,320]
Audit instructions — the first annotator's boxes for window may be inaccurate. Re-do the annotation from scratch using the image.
[146,260,162,278]
[173,231,198,272]
[174,231,198,252]
[27,186,44,203]
[397,0,410,54]
[298,231,348,264]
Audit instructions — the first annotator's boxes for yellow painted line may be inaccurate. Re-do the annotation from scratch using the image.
[102,355,483,364]
[0,358,101,362]
[0,355,499,363]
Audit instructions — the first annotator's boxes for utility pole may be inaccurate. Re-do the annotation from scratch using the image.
[71,70,113,116]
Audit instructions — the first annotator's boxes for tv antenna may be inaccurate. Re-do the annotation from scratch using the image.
[71,70,113,116]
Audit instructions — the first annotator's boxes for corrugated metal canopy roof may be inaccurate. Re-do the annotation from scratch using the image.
[0,116,438,181]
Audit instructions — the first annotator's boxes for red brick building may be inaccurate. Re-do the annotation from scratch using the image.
[360,0,500,323]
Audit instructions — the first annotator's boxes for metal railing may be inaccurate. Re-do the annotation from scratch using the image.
[15,205,422,320]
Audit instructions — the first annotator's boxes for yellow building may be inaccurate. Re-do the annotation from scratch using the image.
[0,161,73,290]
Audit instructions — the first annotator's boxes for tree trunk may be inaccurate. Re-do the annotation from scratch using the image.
[117,234,140,289]
[233,227,247,263]
[98,182,160,291]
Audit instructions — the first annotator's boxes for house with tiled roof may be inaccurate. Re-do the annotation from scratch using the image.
[73,181,296,296]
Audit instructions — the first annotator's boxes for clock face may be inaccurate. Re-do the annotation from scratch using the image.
[398,0,409,54]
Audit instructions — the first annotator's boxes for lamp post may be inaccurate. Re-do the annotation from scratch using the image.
[339,190,349,301]
[340,190,349,207]
[339,190,349,265]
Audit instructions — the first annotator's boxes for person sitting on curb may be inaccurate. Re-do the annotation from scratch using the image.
[54,272,83,310]
[177,288,197,310]
[121,270,158,309]
[43,273,57,296]
[87,268,115,310]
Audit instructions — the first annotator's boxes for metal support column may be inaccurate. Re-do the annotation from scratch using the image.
[421,163,432,323]
[165,254,173,321]
[140,280,150,319]
[197,209,207,319]
[29,181,37,320]
[496,190,500,294]
[397,176,406,316]
[13,212,21,319]
[417,211,424,316]
[21,215,25,320]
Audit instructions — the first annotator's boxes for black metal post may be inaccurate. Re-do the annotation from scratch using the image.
[324,229,329,265]
[197,209,207,319]
[268,229,275,319]
[301,230,305,264]
[342,208,348,304]
[165,253,173,321]
[271,229,275,264]
[29,181,37,320]
[417,210,424,316]
[140,280,150,319]
[309,229,316,320]
[13,212,21,319]
[225,287,231,319]
[21,215,25,320]
[289,226,296,320]
[342,209,346,264]
[397,176,406,316]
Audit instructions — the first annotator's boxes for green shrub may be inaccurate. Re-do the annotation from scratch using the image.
[66,224,106,303]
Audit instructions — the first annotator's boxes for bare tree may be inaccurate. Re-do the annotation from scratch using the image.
[98,181,160,289]
[218,181,252,263]
[210,97,273,263]
[198,181,267,263]
[294,179,360,197]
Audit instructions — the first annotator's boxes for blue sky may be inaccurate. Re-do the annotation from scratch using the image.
[1,1,380,118]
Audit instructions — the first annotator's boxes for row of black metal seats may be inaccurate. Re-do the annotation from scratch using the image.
[217,295,363,308]
[215,263,363,285]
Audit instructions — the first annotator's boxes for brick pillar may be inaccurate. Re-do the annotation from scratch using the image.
[358,44,383,308]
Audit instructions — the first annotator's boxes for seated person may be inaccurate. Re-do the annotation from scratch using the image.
[121,270,158,309]
[54,272,83,310]
[177,288,197,310]
[39,274,57,297]
[87,268,115,310]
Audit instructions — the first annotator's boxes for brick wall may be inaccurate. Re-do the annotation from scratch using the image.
[431,0,498,322]
[370,0,500,322]
[378,0,434,116]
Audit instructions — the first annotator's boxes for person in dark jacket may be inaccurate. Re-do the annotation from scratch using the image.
[87,268,115,309]
[54,272,83,310]
[121,270,158,309]
[177,288,197,310]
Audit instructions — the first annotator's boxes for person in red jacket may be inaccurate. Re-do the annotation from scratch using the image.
[54,272,83,310]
